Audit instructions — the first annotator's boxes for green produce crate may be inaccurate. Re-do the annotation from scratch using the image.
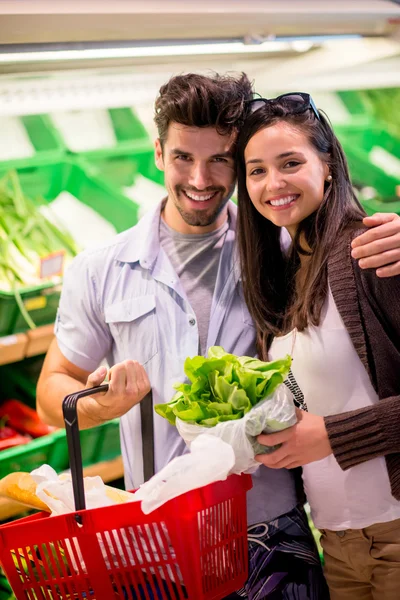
[0,420,121,479]
[334,124,400,200]
[80,141,165,191]
[338,89,400,139]
[108,107,150,145]
[0,356,43,406]
[94,418,121,462]
[361,196,400,217]
[52,107,150,154]
[0,568,14,600]
[0,434,57,480]
[337,91,367,116]
[51,419,121,469]
[335,120,400,162]
[0,283,60,339]
[0,114,65,169]
[0,159,139,336]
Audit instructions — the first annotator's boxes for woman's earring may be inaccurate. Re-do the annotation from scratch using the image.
[326,174,332,182]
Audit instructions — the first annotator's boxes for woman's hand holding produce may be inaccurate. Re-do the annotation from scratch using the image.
[255,408,332,469]
[80,360,151,422]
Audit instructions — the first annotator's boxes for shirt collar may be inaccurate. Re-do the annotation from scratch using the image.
[115,199,238,268]
[115,201,164,267]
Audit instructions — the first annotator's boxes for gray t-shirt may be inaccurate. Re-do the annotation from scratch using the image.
[160,218,229,356]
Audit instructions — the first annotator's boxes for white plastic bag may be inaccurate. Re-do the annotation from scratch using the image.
[31,464,134,514]
[176,384,297,474]
[30,465,136,575]
[133,434,235,514]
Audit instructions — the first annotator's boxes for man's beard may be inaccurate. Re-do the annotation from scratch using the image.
[173,186,232,227]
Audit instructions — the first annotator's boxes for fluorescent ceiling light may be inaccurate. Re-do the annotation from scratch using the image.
[0,40,312,63]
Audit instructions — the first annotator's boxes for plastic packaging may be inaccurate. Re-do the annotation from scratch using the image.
[177,384,297,474]
[133,434,235,514]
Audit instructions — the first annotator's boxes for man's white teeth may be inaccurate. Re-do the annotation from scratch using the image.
[269,195,297,207]
[185,191,215,202]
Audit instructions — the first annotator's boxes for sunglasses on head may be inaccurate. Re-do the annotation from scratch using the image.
[247,92,320,121]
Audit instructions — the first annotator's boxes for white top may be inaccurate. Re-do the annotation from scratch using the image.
[269,287,400,530]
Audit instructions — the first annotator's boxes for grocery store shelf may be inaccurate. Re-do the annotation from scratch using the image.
[0,332,27,365]
[0,323,54,366]
[0,454,124,522]
[81,455,124,481]
[26,324,54,357]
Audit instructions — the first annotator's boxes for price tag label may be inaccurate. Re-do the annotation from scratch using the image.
[24,296,47,311]
[39,250,65,279]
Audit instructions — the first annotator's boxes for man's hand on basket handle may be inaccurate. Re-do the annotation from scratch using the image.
[80,360,151,423]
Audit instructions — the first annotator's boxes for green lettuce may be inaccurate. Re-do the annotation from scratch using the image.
[155,346,291,426]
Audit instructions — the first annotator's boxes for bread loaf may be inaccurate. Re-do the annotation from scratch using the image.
[104,485,134,504]
[0,472,49,511]
[0,472,134,511]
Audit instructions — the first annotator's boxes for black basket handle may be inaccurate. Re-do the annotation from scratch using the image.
[62,384,109,516]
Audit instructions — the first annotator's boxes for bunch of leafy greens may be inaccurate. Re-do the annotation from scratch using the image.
[155,346,291,427]
[0,170,79,329]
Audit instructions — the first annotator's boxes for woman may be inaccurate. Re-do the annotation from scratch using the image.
[235,93,400,600]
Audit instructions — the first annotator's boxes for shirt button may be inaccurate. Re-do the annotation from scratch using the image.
[189,317,196,326]
[336,530,346,538]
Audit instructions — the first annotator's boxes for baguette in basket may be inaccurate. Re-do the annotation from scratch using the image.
[0,469,133,512]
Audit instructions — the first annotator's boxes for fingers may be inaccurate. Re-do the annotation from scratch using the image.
[376,261,400,278]
[353,231,400,259]
[255,448,301,469]
[258,425,295,447]
[358,248,400,270]
[138,364,151,396]
[86,365,107,388]
[108,362,128,395]
[109,360,150,401]
[362,213,398,227]
[351,216,400,255]
[256,445,288,467]
[125,360,151,399]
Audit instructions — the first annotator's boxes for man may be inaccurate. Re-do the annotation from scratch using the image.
[37,73,400,599]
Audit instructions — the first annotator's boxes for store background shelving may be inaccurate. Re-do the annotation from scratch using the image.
[0,0,399,534]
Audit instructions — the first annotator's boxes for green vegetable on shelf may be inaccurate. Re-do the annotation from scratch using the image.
[0,170,80,329]
[155,346,292,426]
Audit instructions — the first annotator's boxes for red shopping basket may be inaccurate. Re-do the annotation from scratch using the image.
[0,385,252,600]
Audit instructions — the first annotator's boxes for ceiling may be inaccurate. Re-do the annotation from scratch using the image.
[0,0,400,46]
[0,0,398,101]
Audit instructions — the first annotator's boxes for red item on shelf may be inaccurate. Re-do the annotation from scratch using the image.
[0,424,30,450]
[0,399,57,438]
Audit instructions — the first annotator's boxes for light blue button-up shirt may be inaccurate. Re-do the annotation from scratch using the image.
[56,201,298,524]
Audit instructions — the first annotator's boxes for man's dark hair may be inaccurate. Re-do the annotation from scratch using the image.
[154,72,254,146]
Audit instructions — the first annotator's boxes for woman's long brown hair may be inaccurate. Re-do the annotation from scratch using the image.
[236,104,366,359]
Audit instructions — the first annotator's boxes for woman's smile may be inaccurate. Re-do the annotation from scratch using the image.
[266,193,300,210]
